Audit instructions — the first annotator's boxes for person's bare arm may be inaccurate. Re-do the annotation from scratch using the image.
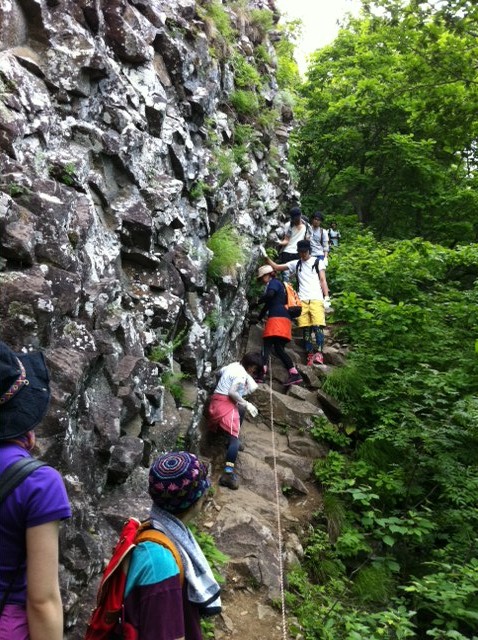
[265,256,288,272]
[26,521,63,640]
[319,270,329,298]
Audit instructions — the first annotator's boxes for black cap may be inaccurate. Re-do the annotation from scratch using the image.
[0,342,50,440]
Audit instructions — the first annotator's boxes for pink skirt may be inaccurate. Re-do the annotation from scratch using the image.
[0,604,29,640]
[207,393,241,437]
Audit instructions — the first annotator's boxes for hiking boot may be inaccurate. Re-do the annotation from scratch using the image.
[219,472,239,490]
[284,372,303,386]
[313,352,324,364]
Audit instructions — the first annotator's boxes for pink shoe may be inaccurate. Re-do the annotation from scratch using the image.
[306,353,315,366]
[314,352,324,364]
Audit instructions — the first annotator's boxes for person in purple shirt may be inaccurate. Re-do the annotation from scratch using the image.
[0,341,71,640]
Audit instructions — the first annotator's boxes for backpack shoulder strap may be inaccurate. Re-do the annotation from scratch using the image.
[313,257,321,276]
[136,524,185,586]
[0,458,47,504]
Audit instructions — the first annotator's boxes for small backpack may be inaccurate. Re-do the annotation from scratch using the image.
[296,257,322,286]
[283,282,302,319]
[84,518,184,640]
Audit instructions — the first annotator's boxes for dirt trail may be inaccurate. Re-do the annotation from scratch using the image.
[200,413,324,640]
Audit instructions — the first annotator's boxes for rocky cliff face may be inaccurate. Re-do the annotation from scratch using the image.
[0,0,297,630]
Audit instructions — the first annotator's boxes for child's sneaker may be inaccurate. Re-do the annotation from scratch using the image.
[284,372,303,386]
[219,472,239,490]
[313,352,324,364]
[306,353,315,366]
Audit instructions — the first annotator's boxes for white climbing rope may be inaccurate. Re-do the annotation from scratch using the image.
[267,358,289,640]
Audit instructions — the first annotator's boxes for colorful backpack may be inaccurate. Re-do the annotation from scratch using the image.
[84,518,184,640]
[283,282,302,318]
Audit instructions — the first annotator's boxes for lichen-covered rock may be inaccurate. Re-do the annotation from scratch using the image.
[0,0,297,630]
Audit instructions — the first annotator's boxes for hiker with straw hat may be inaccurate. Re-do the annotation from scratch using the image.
[254,265,302,387]
[0,341,71,640]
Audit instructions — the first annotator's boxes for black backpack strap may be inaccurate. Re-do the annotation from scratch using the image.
[314,257,322,276]
[0,458,47,504]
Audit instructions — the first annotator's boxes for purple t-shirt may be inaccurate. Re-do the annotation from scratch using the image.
[0,443,71,604]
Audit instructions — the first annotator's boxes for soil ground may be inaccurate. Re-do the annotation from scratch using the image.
[200,416,323,640]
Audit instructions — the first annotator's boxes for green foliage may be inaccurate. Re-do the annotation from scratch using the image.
[204,309,221,331]
[257,108,281,133]
[294,1,478,243]
[287,230,478,638]
[231,53,261,89]
[211,148,234,185]
[189,180,210,201]
[403,559,478,631]
[274,20,302,91]
[249,8,274,37]
[7,183,27,197]
[255,43,272,65]
[286,564,416,639]
[352,563,396,604]
[233,123,257,146]
[207,224,245,282]
[189,523,229,639]
[310,415,350,448]
[160,371,188,405]
[189,525,229,584]
[199,0,234,42]
[149,328,187,364]
[230,89,260,117]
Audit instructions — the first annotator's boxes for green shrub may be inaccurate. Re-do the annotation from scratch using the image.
[249,8,275,37]
[149,328,187,364]
[255,43,273,65]
[189,180,209,201]
[310,416,350,448]
[200,0,234,41]
[189,525,229,584]
[204,310,221,330]
[232,53,261,89]
[233,123,258,147]
[160,371,187,405]
[207,224,245,282]
[230,90,260,116]
[211,149,234,185]
[232,143,248,169]
[257,108,281,133]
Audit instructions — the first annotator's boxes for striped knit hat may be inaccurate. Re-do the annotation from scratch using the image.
[148,451,211,514]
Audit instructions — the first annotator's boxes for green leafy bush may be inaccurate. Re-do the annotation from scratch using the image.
[230,90,260,117]
[287,229,478,638]
[232,53,261,89]
[160,371,187,405]
[207,224,245,282]
[149,328,187,364]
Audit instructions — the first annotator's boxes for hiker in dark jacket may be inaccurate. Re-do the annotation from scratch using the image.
[255,265,302,387]
[123,451,221,640]
[0,341,71,640]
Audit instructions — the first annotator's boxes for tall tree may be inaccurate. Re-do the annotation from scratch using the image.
[293,0,478,244]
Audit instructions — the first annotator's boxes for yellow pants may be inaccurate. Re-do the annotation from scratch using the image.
[296,300,325,327]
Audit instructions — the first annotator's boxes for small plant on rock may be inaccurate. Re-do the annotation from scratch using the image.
[207,224,245,282]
